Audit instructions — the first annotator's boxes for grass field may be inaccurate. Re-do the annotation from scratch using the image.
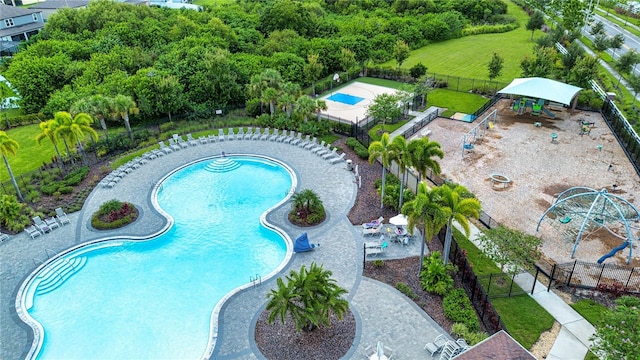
[428,89,489,115]
[385,1,537,81]
[2,124,57,181]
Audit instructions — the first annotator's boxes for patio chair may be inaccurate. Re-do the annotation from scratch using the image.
[199,135,208,144]
[32,216,52,234]
[172,134,189,148]
[25,225,42,239]
[316,143,331,156]
[298,135,311,148]
[244,127,255,140]
[236,127,245,140]
[227,128,235,141]
[144,151,157,161]
[329,152,346,165]
[55,207,71,226]
[159,141,173,154]
[289,132,303,146]
[186,133,198,146]
[0,232,9,242]
[168,138,182,151]
[363,216,384,229]
[45,216,60,230]
[208,134,217,143]
[218,129,226,142]
[260,128,271,140]
[310,140,326,154]
[152,149,164,157]
[322,147,338,160]
[424,334,448,356]
[304,137,318,150]
[251,128,262,140]
[268,129,280,141]
[276,129,289,142]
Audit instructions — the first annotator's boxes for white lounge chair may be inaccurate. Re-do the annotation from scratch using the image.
[310,140,326,154]
[186,133,198,146]
[251,128,262,140]
[236,127,245,140]
[304,137,318,150]
[159,141,173,154]
[218,129,226,142]
[25,225,42,239]
[322,147,338,160]
[227,128,235,141]
[363,216,384,229]
[269,129,280,141]
[55,207,71,226]
[0,232,9,242]
[32,216,51,234]
[199,135,208,144]
[45,216,60,230]
[424,334,448,356]
[168,138,182,151]
[260,128,271,140]
[276,130,289,142]
[208,134,217,143]
[329,152,346,164]
[151,149,164,157]
[172,134,189,148]
[365,240,388,256]
[244,127,255,140]
[298,134,311,147]
[316,143,331,156]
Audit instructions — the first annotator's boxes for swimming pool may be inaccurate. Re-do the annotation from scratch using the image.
[18,156,295,359]
[327,92,365,105]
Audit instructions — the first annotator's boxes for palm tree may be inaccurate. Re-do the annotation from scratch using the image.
[0,131,23,201]
[389,135,411,211]
[279,82,301,119]
[35,119,64,169]
[292,189,322,213]
[407,137,444,182]
[437,184,481,265]
[111,94,139,142]
[54,111,99,166]
[266,262,349,332]
[368,132,393,209]
[314,99,327,121]
[72,95,110,137]
[294,96,316,122]
[402,183,449,273]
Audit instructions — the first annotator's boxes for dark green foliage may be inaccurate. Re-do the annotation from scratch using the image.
[410,62,427,79]
[58,186,74,194]
[345,137,369,159]
[420,251,456,296]
[443,288,480,332]
[91,199,138,230]
[62,166,89,186]
[396,282,419,300]
[451,323,489,345]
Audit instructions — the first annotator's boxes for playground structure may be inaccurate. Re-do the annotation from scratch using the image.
[537,187,640,264]
[461,109,499,158]
[512,98,556,118]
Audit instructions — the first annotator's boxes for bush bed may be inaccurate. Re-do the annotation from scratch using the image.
[91,199,138,230]
[443,288,480,332]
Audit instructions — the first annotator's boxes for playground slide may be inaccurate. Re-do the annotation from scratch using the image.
[541,106,556,118]
[597,242,629,264]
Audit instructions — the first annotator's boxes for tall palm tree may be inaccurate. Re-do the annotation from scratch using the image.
[437,184,481,265]
[279,82,301,119]
[294,96,316,122]
[407,137,444,182]
[314,99,327,121]
[402,183,449,273]
[368,132,393,209]
[111,94,139,142]
[54,111,98,166]
[266,262,348,332]
[72,95,110,137]
[389,135,411,211]
[35,119,64,169]
[0,131,23,201]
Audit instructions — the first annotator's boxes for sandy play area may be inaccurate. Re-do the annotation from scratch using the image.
[414,99,640,266]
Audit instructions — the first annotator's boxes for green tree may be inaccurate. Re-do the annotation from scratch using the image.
[478,226,542,275]
[111,94,139,142]
[407,136,443,182]
[487,52,504,81]
[393,39,411,70]
[291,189,322,214]
[294,96,316,122]
[389,135,410,211]
[366,93,401,133]
[156,75,186,122]
[414,75,434,108]
[0,131,23,202]
[614,50,639,87]
[339,48,357,80]
[35,119,64,169]
[437,184,481,265]
[368,132,393,209]
[591,296,640,359]
[568,55,599,88]
[278,82,301,119]
[561,0,588,32]
[609,33,625,58]
[589,21,605,36]
[53,111,98,165]
[627,73,640,108]
[410,62,427,79]
[304,53,323,96]
[403,183,449,273]
[71,95,111,138]
[526,11,545,41]
[520,47,557,78]
[593,34,612,59]
[266,262,349,332]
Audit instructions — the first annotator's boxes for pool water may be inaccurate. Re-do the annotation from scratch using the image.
[24,156,293,359]
[327,92,365,105]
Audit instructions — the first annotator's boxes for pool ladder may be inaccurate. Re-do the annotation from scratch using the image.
[250,274,262,287]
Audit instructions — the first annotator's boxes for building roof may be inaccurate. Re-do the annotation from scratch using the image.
[30,0,90,10]
[0,21,44,37]
[453,331,536,360]
[0,4,42,18]
[498,77,582,106]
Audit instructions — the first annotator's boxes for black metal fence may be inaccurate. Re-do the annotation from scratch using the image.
[534,259,640,294]
[437,228,507,334]
[600,99,640,177]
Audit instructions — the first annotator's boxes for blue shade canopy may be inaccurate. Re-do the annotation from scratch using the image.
[498,78,582,106]
[294,233,316,253]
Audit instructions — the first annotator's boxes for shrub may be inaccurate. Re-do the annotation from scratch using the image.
[25,190,41,203]
[245,98,263,117]
[420,251,456,296]
[443,288,479,332]
[373,259,385,267]
[58,186,74,194]
[91,200,138,230]
[410,62,427,79]
[40,182,61,195]
[396,282,418,300]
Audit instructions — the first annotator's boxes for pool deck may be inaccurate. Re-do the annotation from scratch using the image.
[0,138,449,359]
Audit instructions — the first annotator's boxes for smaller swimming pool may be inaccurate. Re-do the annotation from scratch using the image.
[328,92,365,105]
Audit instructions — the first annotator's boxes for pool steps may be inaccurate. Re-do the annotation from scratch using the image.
[204,158,241,172]
[35,256,87,295]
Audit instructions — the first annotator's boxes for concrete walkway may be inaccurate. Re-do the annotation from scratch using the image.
[0,136,450,360]
[389,106,442,141]
[457,222,596,360]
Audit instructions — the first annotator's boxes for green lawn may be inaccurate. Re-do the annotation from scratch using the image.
[428,89,489,115]
[355,77,407,90]
[453,228,554,349]
[2,123,57,181]
[571,299,607,325]
[384,2,537,81]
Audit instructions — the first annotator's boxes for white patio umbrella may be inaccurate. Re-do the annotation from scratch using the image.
[389,214,408,226]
